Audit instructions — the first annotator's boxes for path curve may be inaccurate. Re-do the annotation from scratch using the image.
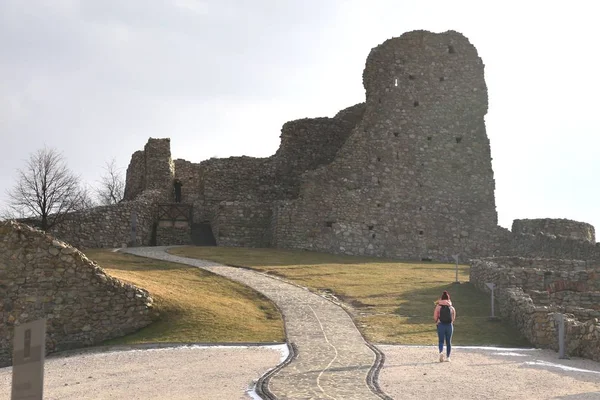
[121,246,388,400]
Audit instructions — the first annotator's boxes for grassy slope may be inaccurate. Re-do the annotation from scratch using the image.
[83,249,284,345]
[170,247,530,347]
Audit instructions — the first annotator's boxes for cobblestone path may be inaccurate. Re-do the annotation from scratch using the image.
[121,247,387,400]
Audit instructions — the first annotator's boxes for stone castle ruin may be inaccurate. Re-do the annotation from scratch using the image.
[111,30,598,262]
[10,30,600,361]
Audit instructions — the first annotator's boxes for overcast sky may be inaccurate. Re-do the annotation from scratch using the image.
[1,0,598,233]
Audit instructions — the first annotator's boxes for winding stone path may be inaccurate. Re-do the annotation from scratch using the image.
[121,247,387,400]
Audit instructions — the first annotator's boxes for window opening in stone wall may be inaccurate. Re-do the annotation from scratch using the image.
[414,101,419,107]
[419,230,424,235]
[325,221,334,228]
[377,203,381,207]
[393,131,399,137]
[448,45,456,54]
[372,233,376,239]
[455,137,462,143]
[427,136,432,141]
[368,225,374,230]
[439,76,445,81]
[377,156,381,162]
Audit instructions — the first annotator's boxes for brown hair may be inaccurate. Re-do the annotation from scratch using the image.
[441,291,450,300]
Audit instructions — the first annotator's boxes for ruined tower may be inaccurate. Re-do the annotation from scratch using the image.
[271,30,501,260]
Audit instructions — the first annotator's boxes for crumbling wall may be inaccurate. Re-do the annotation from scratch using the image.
[123,150,145,201]
[512,218,595,243]
[123,138,174,201]
[470,257,600,361]
[0,222,155,367]
[173,159,203,205]
[49,190,162,249]
[503,232,600,261]
[272,30,502,261]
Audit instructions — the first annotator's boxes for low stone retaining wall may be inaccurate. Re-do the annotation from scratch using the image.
[470,257,600,293]
[512,218,595,243]
[49,190,163,249]
[470,257,600,362]
[505,233,600,261]
[0,221,156,367]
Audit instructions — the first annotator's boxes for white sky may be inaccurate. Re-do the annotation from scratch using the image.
[1,0,598,233]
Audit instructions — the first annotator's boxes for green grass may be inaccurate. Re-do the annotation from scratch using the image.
[83,249,284,345]
[169,246,530,347]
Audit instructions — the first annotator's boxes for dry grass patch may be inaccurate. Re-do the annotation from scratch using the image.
[83,249,284,345]
[170,246,530,347]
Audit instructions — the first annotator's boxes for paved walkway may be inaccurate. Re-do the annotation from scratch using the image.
[122,247,387,400]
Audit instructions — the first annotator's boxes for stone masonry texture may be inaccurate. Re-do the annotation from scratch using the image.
[272,30,500,260]
[470,257,600,362]
[512,218,596,243]
[0,221,155,367]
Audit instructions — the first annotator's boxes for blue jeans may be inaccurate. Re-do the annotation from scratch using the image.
[437,323,453,357]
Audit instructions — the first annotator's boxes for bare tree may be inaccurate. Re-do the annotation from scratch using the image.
[7,147,86,231]
[79,184,98,210]
[95,158,125,205]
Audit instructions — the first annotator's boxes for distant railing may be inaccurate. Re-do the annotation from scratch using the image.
[157,203,192,222]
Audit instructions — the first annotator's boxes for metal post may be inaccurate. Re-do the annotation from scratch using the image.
[491,287,495,318]
[485,283,498,321]
[556,313,568,359]
[452,254,460,284]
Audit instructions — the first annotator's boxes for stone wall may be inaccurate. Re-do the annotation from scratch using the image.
[470,257,600,361]
[0,221,155,367]
[213,201,273,247]
[272,30,502,261]
[49,190,162,249]
[470,257,600,294]
[512,218,595,243]
[156,223,192,246]
[118,102,363,247]
[503,232,600,261]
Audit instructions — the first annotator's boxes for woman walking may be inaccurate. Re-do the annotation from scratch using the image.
[433,290,456,362]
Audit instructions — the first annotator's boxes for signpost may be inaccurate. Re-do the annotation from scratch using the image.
[11,318,46,400]
[452,254,460,284]
[485,283,499,321]
[555,313,568,359]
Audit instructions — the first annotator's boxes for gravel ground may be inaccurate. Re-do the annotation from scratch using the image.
[378,345,600,399]
[3,344,599,399]
[0,345,285,400]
